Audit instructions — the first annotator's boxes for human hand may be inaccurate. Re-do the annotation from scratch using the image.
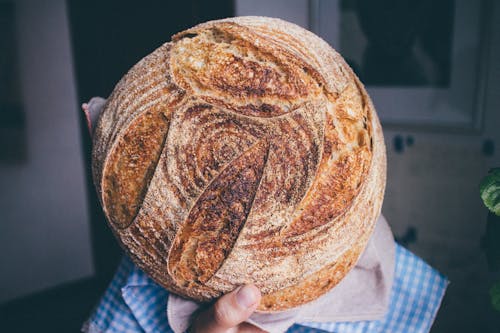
[188,284,264,333]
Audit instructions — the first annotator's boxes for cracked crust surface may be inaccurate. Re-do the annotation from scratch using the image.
[92,16,386,312]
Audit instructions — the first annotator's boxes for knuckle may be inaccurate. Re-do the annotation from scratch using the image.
[213,300,233,327]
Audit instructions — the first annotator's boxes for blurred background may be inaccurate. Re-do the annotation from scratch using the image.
[0,0,499,332]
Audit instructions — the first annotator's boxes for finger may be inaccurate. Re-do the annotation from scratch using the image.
[82,97,106,135]
[82,103,92,134]
[192,284,261,333]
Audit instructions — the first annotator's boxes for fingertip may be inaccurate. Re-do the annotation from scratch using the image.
[236,284,261,309]
[209,284,261,329]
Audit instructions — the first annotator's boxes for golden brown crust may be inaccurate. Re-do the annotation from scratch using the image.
[92,16,386,311]
[259,225,371,311]
[168,140,269,287]
[102,110,170,229]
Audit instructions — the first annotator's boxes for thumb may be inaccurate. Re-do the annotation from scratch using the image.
[191,284,261,333]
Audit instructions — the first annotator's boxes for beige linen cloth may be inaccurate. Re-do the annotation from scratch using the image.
[85,97,395,333]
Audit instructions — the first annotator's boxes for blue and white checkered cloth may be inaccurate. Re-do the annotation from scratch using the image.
[82,243,447,333]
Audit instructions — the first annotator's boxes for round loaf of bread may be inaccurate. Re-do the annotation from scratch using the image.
[92,16,386,312]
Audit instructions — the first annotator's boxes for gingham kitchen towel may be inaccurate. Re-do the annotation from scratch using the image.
[82,242,447,333]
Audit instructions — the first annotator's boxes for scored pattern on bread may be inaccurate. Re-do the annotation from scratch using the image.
[102,110,170,229]
[92,17,386,311]
[168,140,269,287]
[170,27,322,117]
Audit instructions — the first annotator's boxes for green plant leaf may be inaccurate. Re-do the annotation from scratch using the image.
[490,279,500,312]
[480,168,500,216]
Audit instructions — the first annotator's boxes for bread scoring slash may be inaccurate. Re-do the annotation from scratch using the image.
[91,16,386,312]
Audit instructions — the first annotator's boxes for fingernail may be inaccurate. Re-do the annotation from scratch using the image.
[236,285,259,308]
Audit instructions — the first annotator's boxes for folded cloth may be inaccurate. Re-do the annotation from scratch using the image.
[82,219,448,333]
[168,215,395,333]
